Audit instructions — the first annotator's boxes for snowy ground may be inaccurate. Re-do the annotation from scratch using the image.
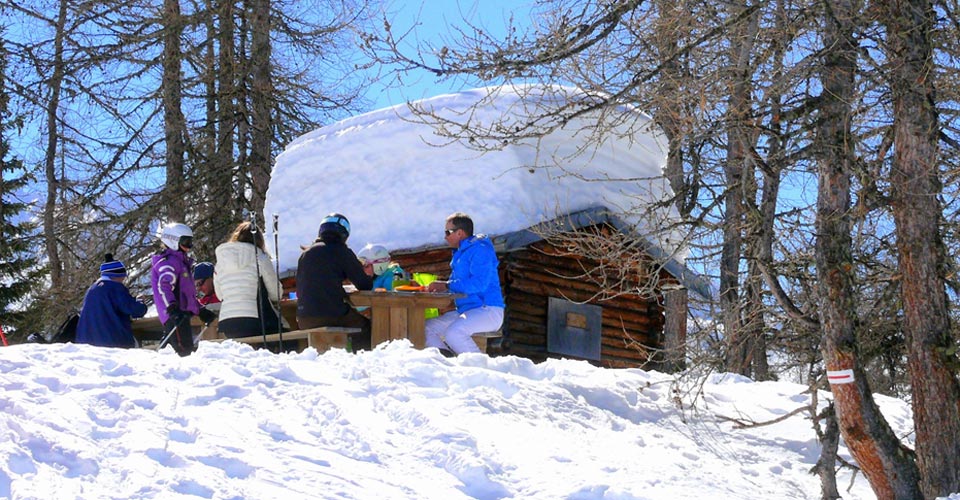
[0,340,949,500]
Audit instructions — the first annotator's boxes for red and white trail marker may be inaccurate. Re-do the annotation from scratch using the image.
[827,369,855,385]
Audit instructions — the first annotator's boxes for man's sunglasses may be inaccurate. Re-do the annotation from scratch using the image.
[444,228,459,236]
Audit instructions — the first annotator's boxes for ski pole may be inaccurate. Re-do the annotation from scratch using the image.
[250,213,270,347]
[156,316,180,351]
[273,213,283,339]
[193,321,215,347]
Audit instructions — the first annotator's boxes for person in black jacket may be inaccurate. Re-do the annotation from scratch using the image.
[295,213,373,350]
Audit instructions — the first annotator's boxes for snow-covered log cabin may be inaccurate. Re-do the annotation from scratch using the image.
[265,85,709,369]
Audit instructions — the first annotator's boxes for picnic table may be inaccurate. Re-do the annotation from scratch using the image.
[346,290,461,348]
[133,289,465,351]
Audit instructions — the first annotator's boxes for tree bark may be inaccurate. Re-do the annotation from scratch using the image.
[882,0,960,496]
[248,0,273,217]
[652,0,695,218]
[162,0,187,222]
[815,1,921,498]
[662,286,688,372]
[42,0,68,291]
[813,402,842,500]
[721,0,759,376]
[211,0,241,238]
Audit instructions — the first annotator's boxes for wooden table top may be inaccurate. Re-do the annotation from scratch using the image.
[346,290,462,308]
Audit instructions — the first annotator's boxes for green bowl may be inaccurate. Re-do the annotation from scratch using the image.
[412,273,438,286]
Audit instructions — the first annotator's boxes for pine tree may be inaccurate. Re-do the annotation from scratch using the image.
[0,37,42,342]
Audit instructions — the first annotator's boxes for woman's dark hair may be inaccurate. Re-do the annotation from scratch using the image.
[229,221,268,252]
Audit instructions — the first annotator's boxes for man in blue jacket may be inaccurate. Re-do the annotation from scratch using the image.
[75,254,148,348]
[425,212,505,354]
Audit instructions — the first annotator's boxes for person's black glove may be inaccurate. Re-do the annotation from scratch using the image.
[166,305,185,324]
[198,307,217,325]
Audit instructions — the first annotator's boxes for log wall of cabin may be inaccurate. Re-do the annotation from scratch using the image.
[501,242,665,369]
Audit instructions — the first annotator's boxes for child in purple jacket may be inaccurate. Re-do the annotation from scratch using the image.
[151,222,202,356]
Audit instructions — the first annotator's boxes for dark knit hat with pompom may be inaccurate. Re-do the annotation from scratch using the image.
[99,253,127,278]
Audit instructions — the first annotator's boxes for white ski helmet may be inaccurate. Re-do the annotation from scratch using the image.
[159,222,194,250]
[357,244,391,275]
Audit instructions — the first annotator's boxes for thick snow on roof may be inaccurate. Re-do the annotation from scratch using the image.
[264,84,674,273]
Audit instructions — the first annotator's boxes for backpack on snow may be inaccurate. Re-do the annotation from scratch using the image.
[31,312,80,343]
[53,312,80,343]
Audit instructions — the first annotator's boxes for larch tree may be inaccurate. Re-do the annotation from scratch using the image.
[247,0,273,215]
[41,0,69,293]
[2,0,167,330]
[813,0,922,496]
[718,0,760,378]
[162,0,188,223]
[1,0,376,330]
[881,0,960,495]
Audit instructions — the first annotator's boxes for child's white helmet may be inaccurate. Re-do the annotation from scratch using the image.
[159,222,194,250]
[357,244,391,275]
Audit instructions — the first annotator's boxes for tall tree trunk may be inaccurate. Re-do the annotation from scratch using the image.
[652,0,695,218]
[162,0,187,222]
[216,0,240,229]
[883,0,960,496]
[42,0,68,291]
[235,9,249,212]
[742,0,788,381]
[248,0,272,217]
[652,0,693,372]
[201,3,216,159]
[815,1,921,498]
[721,0,759,376]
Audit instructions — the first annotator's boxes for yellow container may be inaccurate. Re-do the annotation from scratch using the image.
[412,273,437,286]
[413,273,441,318]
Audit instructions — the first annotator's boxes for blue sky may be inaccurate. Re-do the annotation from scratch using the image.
[365,0,532,111]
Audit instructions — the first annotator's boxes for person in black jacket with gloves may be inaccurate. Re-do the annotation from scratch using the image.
[295,213,373,351]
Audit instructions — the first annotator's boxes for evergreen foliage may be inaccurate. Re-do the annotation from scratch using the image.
[0,38,42,342]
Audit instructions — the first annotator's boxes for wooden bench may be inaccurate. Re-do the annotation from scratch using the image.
[208,326,361,353]
[471,330,503,352]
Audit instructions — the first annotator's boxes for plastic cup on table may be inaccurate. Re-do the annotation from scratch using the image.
[412,273,437,286]
[413,273,441,318]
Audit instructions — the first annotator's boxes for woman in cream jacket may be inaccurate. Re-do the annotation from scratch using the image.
[214,221,286,338]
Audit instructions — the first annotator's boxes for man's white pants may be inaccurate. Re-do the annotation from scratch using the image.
[425,306,504,353]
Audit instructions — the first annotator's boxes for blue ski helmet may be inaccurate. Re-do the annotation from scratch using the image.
[319,213,350,239]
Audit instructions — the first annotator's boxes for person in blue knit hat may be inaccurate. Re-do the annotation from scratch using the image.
[75,253,149,348]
